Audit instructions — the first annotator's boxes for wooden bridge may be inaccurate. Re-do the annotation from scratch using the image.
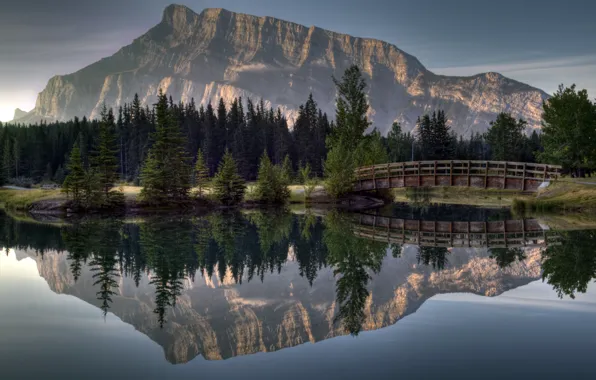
[352,214,561,249]
[354,161,562,192]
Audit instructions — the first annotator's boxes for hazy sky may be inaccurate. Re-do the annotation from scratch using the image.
[1,0,595,121]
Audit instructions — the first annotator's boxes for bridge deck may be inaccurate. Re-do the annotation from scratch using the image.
[354,160,561,192]
[352,214,560,248]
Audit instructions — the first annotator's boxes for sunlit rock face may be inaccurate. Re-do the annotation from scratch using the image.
[19,245,541,364]
[18,5,548,136]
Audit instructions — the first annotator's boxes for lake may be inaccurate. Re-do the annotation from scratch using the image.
[0,206,595,379]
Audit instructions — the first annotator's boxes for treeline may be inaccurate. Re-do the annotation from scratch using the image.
[0,92,330,186]
[382,111,543,163]
[1,66,594,197]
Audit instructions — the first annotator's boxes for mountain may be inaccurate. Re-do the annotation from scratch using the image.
[17,4,549,136]
[12,108,29,121]
[17,245,541,363]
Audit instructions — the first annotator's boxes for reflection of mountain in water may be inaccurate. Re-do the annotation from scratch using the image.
[1,210,554,364]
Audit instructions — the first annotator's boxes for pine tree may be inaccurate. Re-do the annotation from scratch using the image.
[325,65,370,197]
[2,139,12,183]
[255,150,290,204]
[62,141,86,205]
[140,89,192,204]
[281,154,293,184]
[95,105,120,199]
[194,149,209,198]
[213,150,246,206]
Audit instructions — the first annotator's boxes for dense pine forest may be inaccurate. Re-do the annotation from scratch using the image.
[1,66,594,202]
[0,94,543,187]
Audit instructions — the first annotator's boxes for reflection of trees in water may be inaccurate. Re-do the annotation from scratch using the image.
[324,211,386,336]
[4,210,595,334]
[541,230,596,299]
[489,248,526,269]
[417,246,449,270]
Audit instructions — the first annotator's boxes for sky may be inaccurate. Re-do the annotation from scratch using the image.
[1,0,595,122]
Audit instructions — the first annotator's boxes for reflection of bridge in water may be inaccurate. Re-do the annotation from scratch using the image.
[353,214,561,249]
[354,160,562,193]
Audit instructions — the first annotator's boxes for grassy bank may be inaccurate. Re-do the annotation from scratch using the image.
[512,180,596,213]
[392,187,532,207]
[0,189,65,211]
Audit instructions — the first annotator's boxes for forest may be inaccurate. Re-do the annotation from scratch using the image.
[1,67,594,205]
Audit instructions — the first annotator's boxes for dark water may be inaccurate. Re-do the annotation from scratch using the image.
[0,208,595,379]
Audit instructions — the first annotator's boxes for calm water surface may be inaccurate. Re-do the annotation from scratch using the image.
[0,207,595,379]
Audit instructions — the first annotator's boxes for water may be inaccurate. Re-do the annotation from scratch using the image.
[0,208,595,379]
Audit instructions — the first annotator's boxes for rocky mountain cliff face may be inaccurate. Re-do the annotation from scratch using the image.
[12,108,29,121]
[18,245,542,364]
[17,4,548,136]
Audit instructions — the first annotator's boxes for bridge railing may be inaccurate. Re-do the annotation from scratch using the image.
[354,161,561,191]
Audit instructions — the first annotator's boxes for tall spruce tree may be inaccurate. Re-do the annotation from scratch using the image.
[140,89,192,204]
[485,112,527,162]
[194,149,209,198]
[95,105,120,199]
[213,150,246,206]
[62,141,86,205]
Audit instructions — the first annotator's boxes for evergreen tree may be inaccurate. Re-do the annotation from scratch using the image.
[254,150,290,204]
[2,139,12,183]
[485,112,527,161]
[281,154,293,184]
[325,65,371,198]
[140,89,192,204]
[95,105,120,199]
[194,149,209,197]
[213,150,246,206]
[62,141,86,205]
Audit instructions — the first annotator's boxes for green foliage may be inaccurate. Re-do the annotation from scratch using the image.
[299,163,319,200]
[213,150,246,206]
[254,151,290,204]
[323,211,386,335]
[140,90,192,204]
[485,112,527,161]
[541,230,596,299]
[416,110,455,160]
[358,128,389,166]
[95,104,120,199]
[281,154,293,184]
[193,149,209,197]
[324,145,355,199]
[62,142,87,205]
[325,65,372,198]
[384,122,414,162]
[539,84,596,175]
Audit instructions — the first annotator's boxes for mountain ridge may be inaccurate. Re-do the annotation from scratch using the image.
[16,4,549,136]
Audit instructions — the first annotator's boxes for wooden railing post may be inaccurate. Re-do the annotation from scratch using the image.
[434,161,437,187]
[450,160,453,186]
[484,161,488,188]
[467,160,471,187]
[503,162,507,190]
[418,162,421,187]
[522,163,526,191]
[372,165,376,189]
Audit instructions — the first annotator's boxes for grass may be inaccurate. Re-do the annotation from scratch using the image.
[392,186,531,207]
[0,189,65,211]
[512,180,596,213]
